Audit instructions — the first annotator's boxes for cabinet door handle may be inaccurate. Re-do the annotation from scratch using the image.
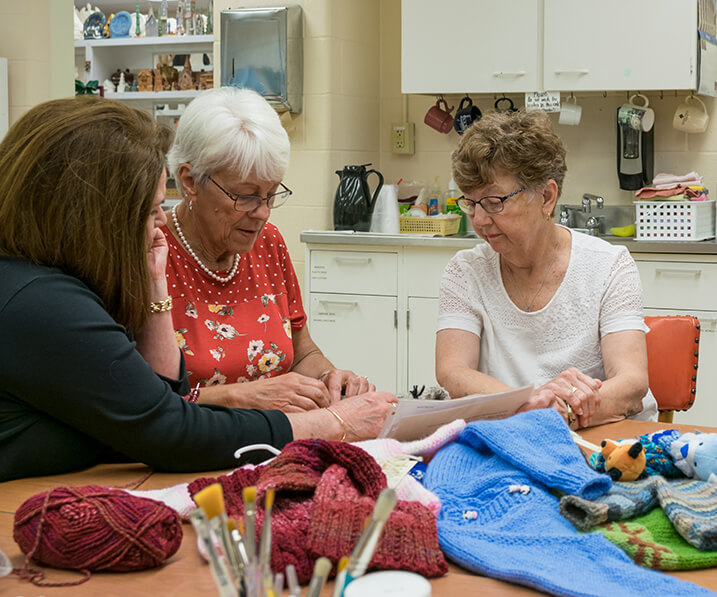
[318,299,358,308]
[334,256,372,265]
[492,70,526,77]
[655,268,702,277]
[553,68,589,75]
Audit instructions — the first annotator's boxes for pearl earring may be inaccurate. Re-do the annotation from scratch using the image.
[188,201,193,211]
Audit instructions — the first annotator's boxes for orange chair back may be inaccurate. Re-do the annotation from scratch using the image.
[644,315,700,421]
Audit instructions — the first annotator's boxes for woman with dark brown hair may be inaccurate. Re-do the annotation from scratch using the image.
[0,97,396,482]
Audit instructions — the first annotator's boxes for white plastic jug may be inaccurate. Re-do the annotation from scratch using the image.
[370,184,400,234]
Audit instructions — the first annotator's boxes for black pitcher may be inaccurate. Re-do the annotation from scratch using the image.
[333,164,384,231]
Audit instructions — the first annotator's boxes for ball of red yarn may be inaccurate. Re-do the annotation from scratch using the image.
[13,485,182,572]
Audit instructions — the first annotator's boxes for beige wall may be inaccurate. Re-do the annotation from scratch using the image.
[215,0,381,289]
[6,0,717,285]
[0,0,74,125]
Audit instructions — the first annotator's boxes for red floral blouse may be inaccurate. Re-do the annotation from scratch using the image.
[162,222,307,388]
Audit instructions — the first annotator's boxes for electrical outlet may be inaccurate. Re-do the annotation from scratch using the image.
[391,122,415,155]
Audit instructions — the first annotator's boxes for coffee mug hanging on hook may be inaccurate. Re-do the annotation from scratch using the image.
[494,96,517,113]
[454,95,482,134]
[424,97,455,134]
[617,93,654,132]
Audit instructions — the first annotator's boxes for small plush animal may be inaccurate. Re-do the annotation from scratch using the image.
[670,432,717,482]
[600,439,646,482]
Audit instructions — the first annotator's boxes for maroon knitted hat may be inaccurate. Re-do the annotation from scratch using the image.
[307,465,447,577]
[188,439,443,584]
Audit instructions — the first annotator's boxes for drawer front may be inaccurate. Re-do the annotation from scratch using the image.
[637,261,717,311]
[309,250,398,296]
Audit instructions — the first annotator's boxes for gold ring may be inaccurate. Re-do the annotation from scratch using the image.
[570,386,578,394]
[566,403,576,425]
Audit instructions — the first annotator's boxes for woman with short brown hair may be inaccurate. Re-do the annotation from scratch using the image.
[436,109,655,428]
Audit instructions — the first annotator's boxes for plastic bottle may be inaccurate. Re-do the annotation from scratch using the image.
[428,176,442,215]
[444,176,467,235]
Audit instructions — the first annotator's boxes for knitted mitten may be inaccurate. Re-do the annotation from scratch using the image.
[425,410,712,597]
[354,419,466,514]
[560,475,717,552]
[654,477,717,551]
[306,464,447,577]
[597,509,717,570]
[559,477,659,531]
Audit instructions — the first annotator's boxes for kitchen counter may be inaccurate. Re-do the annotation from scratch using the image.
[300,230,717,254]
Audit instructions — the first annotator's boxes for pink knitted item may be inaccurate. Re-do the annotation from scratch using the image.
[354,419,466,514]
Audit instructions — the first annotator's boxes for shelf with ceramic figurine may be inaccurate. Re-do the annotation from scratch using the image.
[73,34,214,49]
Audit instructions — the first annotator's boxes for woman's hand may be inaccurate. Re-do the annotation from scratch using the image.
[518,367,602,428]
[322,369,375,402]
[204,372,333,412]
[327,391,397,441]
[146,226,169,283]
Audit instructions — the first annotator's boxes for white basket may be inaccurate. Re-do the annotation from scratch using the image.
[634,200,715,241]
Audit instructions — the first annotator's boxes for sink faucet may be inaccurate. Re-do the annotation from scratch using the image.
[582,193,604,213]
[586,215,604,236]
[559,206,571,226]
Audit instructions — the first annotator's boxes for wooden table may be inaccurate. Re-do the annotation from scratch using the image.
[2,420,717,596]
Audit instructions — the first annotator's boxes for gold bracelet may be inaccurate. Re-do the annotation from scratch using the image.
[326,407,348,442]
[149,296,173,313]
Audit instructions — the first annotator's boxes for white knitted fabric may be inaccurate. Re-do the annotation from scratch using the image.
[438,229,657,420]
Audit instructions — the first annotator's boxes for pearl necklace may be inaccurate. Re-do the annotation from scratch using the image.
[171,204,240,284]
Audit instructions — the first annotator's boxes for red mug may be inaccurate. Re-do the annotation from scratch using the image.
[424,98,455,134]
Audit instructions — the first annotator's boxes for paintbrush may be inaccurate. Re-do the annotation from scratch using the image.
[189,508,237,597]
[342,488,397,590]
[194,483,242,585]
[259,487,276,593]
[331,556,350,597]
[242,486,258,564]
[286,564,300,597]
[306,557,332,597]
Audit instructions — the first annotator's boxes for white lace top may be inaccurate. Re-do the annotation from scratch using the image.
[438,229,657,420]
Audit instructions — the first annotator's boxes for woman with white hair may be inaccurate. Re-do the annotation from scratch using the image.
[164,87,376,414]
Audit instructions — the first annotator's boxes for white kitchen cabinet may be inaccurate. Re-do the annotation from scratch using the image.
[402,0,698,93]
[401,0,539,94]
[74,35,214,105]
[543,1,697,92]
[634,254,717,426]
[309,293,398,394]
[303,240,463,395]
[407,297,440,393]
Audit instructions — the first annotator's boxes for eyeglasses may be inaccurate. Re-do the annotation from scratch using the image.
[457,186,526,215]
[208,176,292,211]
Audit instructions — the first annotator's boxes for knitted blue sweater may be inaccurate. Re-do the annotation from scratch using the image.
[425,409,712,596]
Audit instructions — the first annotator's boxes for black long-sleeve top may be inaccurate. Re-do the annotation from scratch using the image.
[0,257,293,482]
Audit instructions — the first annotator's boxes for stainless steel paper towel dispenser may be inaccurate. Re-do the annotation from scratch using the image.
[220,5,303,113]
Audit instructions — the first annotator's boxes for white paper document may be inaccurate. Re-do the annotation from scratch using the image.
[378,385,534,442]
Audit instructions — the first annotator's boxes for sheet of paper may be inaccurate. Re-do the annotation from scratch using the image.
[378,385,534,442]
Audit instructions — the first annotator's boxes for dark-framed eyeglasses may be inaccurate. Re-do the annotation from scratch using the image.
[208,176,293,211]
[457,186,526,215]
